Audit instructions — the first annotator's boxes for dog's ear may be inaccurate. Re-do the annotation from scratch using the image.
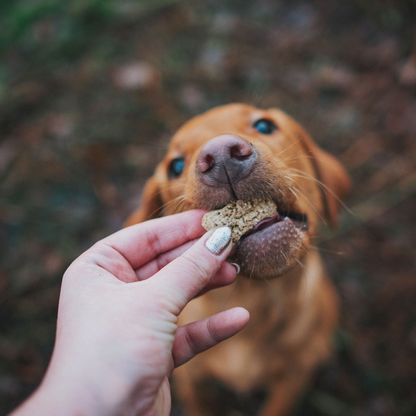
[311,146,351,228]
[124,176,163,227]
[292,122,351,228]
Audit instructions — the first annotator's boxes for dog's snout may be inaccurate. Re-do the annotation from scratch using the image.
[197,134,253,173]
[197,134,256,186]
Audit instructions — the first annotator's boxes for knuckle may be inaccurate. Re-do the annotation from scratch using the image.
[155,253,169,271]
[207,318,220,344]
[184,329,198,356]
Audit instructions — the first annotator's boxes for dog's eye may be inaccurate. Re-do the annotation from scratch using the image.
[253,119,278,135]
[168,157,185,178]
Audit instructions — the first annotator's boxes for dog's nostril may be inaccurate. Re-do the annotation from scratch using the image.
[198,154,215,173]
[230,144,252,161]
[205,155,215,170]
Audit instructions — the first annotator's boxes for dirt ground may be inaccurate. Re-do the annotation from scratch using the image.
[1,0,416,415]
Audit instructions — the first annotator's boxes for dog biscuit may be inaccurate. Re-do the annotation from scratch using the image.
[202,198,277,243]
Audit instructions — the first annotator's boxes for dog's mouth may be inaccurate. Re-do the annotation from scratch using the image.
[199,194,310,279]
[242,210,309,239]
[227,203,309,279]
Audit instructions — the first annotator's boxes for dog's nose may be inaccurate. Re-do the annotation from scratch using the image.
[197,134,256,186]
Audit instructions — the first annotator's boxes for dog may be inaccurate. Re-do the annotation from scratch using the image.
[125,104,350,416]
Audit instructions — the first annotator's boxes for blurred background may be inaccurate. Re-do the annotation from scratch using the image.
[1,0,416,415]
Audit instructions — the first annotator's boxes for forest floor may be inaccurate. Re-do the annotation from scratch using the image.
[1,1,416,415]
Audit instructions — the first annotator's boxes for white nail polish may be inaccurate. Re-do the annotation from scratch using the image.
[206,226,232,255]
[230,263,240,274]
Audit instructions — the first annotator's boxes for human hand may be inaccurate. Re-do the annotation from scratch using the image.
[12,210,249,416]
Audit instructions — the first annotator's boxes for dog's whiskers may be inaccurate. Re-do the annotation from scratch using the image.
[274,139,302,159]
[170,196,188,215]
[150,193,187,218]
[288,185,326,224]
[309,244,345,255]
[287,168,353,215]
[277,188,290,212]
[295,258,305,269]
[279,154,319,166]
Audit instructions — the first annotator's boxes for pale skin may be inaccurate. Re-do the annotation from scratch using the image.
[11,210,249,416]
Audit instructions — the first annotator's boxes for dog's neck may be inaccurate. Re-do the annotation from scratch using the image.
[235,250,321,293]
[206,251,324,321]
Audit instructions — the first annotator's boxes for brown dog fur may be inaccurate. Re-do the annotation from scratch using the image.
[125,104,350,416]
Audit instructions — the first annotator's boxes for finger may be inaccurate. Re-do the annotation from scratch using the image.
[148,227,233,313]
[101,210,206,269]
[172,307,250,368]
[136,240,237,293]
[135,239,198,281]
[194,262,238,297]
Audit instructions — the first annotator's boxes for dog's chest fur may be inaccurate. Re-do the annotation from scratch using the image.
[177,250,336,393]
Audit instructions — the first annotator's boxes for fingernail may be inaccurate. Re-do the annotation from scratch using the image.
[205,226,232,255]
[230,263,240,274]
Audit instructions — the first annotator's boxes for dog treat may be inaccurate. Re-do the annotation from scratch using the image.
[202,198,277,243]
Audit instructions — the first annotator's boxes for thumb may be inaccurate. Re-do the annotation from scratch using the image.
[149,226,233,314]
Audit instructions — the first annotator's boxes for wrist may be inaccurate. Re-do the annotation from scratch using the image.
[11,379,114,416]
[12,359,128,416]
